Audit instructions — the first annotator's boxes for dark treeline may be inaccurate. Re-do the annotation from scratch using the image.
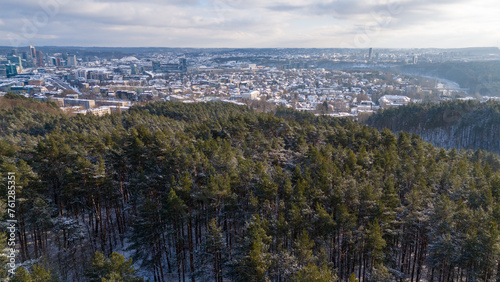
[1,95,499,281]
[366,100,500,156]
[401,61,500,96]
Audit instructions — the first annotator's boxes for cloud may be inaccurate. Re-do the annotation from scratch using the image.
[0,0,498,48]
[266,0,468,24]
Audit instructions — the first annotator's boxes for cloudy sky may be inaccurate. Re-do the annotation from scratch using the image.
[0,0,499,48]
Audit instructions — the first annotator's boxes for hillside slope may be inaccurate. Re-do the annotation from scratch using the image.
[401,61,500,96]
[367,100,500,155]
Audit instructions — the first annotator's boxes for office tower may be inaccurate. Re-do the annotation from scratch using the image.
[413,55,418,64]
[30,45,36,60]
[67,55,77,67]
[7,55,22,68]
[368,48,373,61]
[56,57,62,67]
[37,50,43,67]
[131,64,137,75]
[180,58,187,72]
[5,64,18,77]
[152,61,161,72]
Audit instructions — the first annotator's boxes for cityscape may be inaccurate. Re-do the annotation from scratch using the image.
[2,46,500,118]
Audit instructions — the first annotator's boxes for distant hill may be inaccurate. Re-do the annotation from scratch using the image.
[401,61,500,96]
[366,100,500,154]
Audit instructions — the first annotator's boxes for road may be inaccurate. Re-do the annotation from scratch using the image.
[46,76,82,95]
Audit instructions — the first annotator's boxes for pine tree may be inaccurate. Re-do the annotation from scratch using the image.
[129,197,166,281]
[347,272,357,282]
[0,232,9,279]
[238,215,271,282]
[11,267,31,282]
[295,230,314,267]
[85,251,144,282]
[366,219,386,267]
[293,262,337,282]
[30,265,53,281]
[196,219,228,282]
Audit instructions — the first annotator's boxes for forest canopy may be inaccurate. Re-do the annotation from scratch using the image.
[367,100,500,156]
[1,97,499,281]
[401,61,500,96]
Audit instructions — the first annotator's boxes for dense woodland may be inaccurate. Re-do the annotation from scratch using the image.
[401,61,500,96]
[1,95,500,281]
[367,100,500,156]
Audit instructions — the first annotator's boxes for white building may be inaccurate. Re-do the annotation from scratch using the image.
[242,90,260,100]
[76,106,111,116]
[379,95,411,109]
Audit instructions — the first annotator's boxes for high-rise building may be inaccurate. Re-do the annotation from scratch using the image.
[131,64,138,75]
[37,50,43,67]
[5,64,18,77]
[67,55,77,67]
[180,58,187,72]
[7,55,22,68]
[56,57,62,67]
[152,61,161,72]
[368,48,373,61]
[75,69,87,80]
[30,45,36,60]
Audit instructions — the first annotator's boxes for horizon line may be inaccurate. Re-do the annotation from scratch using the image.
[1,46,500,50]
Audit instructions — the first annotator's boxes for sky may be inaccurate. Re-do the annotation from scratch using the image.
[0,0,499,48]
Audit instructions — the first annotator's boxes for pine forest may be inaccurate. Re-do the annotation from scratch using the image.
[1,94,499,281]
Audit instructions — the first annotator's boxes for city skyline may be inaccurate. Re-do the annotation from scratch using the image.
[0,0,499,48]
